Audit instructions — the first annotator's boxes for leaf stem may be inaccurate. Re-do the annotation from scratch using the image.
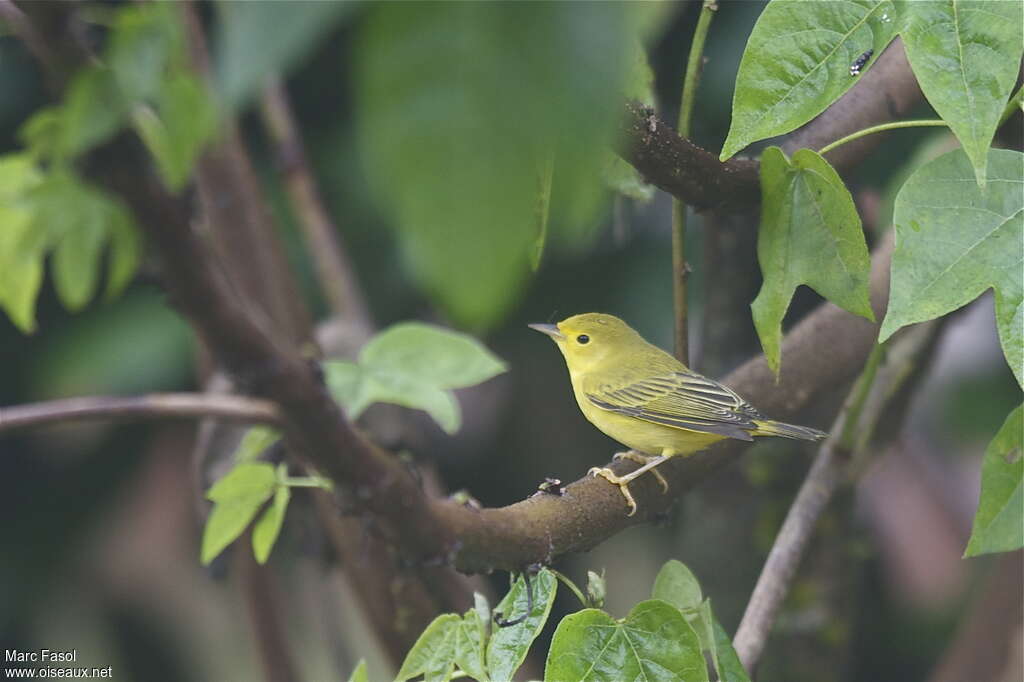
[672,0,717,364]
[999,83,1023,127]
[281,476,334,490]
[817,119,949,156]
[548,568,588,608]
[837,342,885,451]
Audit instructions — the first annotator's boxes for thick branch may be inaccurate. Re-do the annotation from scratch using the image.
[618,101,760,212]
[0,393,280,432]
[98,155,456,565]
[617,39,923,211]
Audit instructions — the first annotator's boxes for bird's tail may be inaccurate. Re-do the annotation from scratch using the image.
[753,419,828,442]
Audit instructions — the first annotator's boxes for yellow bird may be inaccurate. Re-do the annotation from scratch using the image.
[530,313,826,515]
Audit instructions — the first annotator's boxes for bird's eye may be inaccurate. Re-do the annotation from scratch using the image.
[577,334,590,345]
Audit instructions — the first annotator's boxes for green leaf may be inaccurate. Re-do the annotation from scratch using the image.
[532,156,554,271]
[652,562,745,681]
[107,2,184,103]
[752,147,874,376]
[59,67,129,157]
[360,322,506,390]
[18,108,64,161]
[486,569,557,682]
[395,613,461,682]
[652,559,703,611]
[713,620,752,682]
[360,372,461,434]
[133,70,216,192]
[604,38,655,202]
[104,205,141,300]
[688,600,719,681]
[201,463,277,565]
[347,660,368,682]
[544,600,709,682]
[52,212,107,312]
[23,173,142,314]
[207,462,277,503]
[879,148,1023,386]
[323,361,363,406]
[214,0,355,110]
[324,323,506,434]
[898,0,1024,186]
[357,3,638,329]
[325,361,462,434]
[0,155,45,332]
[721,0,898,160]
[453,608,489,682]
[234,426,282,463]
[252,484,290,564]
[965,405,1023,557]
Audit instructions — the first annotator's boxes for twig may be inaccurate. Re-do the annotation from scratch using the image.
[259,77,373,328]
[732,322,940,672]
[671,0,717,363]
[0,393,280,433]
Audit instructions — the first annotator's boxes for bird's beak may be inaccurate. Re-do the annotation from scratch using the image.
[528,323,564,340]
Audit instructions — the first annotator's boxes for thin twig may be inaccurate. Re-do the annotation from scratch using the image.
[0,393,280,433]
[671,0,717,363]
[733,323,939,672]
[259,77,373,328]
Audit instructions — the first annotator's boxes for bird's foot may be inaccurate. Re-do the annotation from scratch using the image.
[612,451,669,493]
[588,467,638,516]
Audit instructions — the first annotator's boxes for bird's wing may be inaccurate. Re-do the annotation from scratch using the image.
[584,370,764,441]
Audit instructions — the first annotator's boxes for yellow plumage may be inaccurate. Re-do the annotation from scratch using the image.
[531,313,826,515]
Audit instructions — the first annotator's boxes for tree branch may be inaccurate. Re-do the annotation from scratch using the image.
[618,100,760,212]
[616,39,923,211]
[259,77,373,330]
[3,225,896,579]
[0,393,280,432]
[733,319,941,672]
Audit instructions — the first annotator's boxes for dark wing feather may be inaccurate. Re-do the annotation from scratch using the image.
[584,370,764,441]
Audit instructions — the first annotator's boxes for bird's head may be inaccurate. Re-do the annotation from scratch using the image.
[529,313,643,373]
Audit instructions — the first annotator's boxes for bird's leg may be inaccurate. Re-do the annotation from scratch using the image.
[612,451,669,492]
[589,454,671,516]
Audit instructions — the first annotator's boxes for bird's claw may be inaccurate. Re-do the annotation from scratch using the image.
[612,451,670,493]
[588,466,638,516]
